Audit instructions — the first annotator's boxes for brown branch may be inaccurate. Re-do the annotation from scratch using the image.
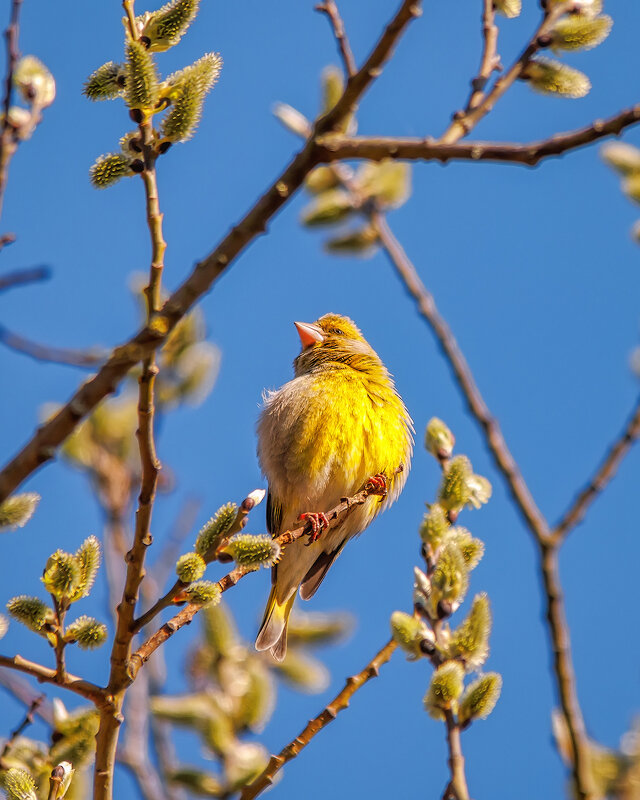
[0,0,23,221]
[317,105,640,166]
[439,1,574,144]
[240,638,397,800]
[0,0,422,507]
[0,693,43,769]
[463,0,500,113]
[0,324,106,367]
[551,395,640,544]
[0,264,50,291]
[129,476,392,679]
[442,710,470,800]
[0,654,106,706]
[315,0,357,78]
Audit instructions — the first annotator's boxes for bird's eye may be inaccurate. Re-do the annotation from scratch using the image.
[329,328,345,336]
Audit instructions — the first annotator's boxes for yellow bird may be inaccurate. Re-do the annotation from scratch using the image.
[255,313,414,660]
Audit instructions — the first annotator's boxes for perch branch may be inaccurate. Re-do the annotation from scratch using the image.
[240,638,397,800]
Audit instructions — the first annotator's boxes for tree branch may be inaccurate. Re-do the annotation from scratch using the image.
[0,265,50,292]
[551,395,640,544]
[317,105,640,166]
[0,0,422,507]
[315,0,357,78]
[0,654,106,706]
[0,0,23,221]
[240,638,397,800]
[462,0,500,114]
[0,324,106,367]
[0,693,43,769]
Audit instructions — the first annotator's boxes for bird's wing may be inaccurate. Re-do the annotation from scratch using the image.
[266,490,283,537]
[299,539,347,600]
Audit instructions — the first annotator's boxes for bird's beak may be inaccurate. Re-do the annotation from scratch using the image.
[294,321,324,349]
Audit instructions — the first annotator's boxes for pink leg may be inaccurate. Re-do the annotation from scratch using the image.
[365,473,388,498]
[299,512,330,544]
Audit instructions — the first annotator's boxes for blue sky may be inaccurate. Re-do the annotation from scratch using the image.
[1,0,639,798]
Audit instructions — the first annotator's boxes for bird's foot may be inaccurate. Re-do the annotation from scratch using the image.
[365,473,388,499]
[299,512,329,544]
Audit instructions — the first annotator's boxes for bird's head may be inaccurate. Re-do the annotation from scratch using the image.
[293,313,386,377]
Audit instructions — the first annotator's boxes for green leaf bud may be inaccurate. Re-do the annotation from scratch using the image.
[90,153,133,189]
[272,102,311,138]
[301,189,355,227]
[125,40,160,110]
[305,166,340,194]
[549,14,612,52]
[424,661,465,719]
[420,503,450,549]
[221,534,281,568]
[195,502,238,560]
[425,417,455,460]
[458,672,502,724]
[431,541,469,609]
[446,527,484,570]
[14,55,55,107]
[520,57,590,98]
[161,53,222,142]
[448,593,491,669]
[356,160,411,209]
[325,225,379,256]
[69,535,101,601]
[185,580,221,606]
[6,595,54,633]
[494,0,521,18]
[42,550,81,600]
[390,611,432,659]
[601,142,640,176]
[84,61,125,100]
[176,551,206,582]
[0,492,40,531]
[65,615,108,649]
[0,768,38,800]
[438,455,473,512]
[136,0,200,52]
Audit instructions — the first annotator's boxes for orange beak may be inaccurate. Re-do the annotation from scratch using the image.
[294,321,324,349]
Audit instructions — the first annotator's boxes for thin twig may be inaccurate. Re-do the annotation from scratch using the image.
[0,0,23,220]
[551,396,640,544]
[0,654,106,706]
[0,669,53,725]
[129,476,392,678]
[442,710,470,800]
[0,0,423,507]
[0,264,49,291]
[316,104,640,165]
[439,1,574,144]
[463,0,500,113]
[0,324,106,367]
[315,0,357,78]
[0,693,43,769]
[240,638,397,800]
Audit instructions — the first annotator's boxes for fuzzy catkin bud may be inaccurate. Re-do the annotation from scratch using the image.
[438,456,473,512]
[458,672,502,724]
[273,102,311,138]
[325,225,379,256]
[69,535,101,601]
[176,552,206,582]
[0,768,38,800]
[84,62,125,100]
[390,611,431,660]
[161,53,222,142]
[601,142,640,176]
[424,661,465,719]
[494,0,521,17]
[425,417,455,460]
[90,153,133,189]
[431,541,469,608]
[42,551,81,600]
[222,534,281,568]
[0,614,7,639]
[301,189,355,227]
[446,527,484,570]
[0,492,40,531]
[549,14,612,52]
[448,593,491,669]
[521,57,591,98]
[137,0,200,51]
[125,40,159,110]
[465,474,492,509]
[14,56,55,107]
[65,616,108,649]
[195,502,238,559]
[420,503,450,549]
[185,580,221,606]
[51,762,75,799]
[7,595,53,633]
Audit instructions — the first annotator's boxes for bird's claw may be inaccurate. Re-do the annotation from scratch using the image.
[365,473,388,499]
[299,512,329,544]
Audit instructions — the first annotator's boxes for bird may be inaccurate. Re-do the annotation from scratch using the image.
[255,313,414,661]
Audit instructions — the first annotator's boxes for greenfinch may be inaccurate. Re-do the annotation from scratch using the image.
[255,313,414,660]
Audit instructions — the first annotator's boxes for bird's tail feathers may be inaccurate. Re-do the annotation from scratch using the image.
[255,586,295,662]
